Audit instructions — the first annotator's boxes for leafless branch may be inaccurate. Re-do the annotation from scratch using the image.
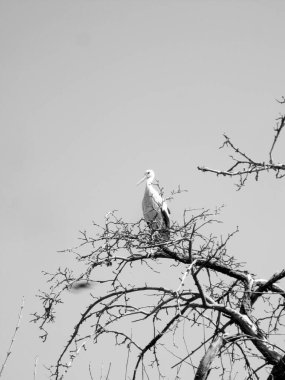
[0,296,24,378]
[198,101,285,189]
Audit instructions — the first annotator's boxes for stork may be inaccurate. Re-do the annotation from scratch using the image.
[137,169,170,239]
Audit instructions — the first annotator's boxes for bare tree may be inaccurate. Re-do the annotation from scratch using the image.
[33,101,285,380]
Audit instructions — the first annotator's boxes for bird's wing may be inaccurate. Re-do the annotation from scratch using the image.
[161,208,170,228]
[161,201,170,228]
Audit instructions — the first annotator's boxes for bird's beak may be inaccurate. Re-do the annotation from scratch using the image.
[136,175,146,186]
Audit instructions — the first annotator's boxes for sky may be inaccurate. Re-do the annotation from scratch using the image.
[1,1,285,379]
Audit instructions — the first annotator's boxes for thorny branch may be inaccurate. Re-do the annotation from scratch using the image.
[198,101,285,189]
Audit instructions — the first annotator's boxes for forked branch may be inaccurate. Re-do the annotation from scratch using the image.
[198,101,285,189]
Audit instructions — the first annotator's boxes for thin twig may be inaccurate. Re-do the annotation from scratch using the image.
[0,296,25,378]
[89,362,94,380]
[269,116,285,163]
[33,356,39,380]
[106,362,112,380]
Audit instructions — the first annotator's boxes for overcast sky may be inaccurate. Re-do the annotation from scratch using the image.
[1,1,285,379]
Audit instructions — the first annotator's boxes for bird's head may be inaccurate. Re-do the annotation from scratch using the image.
[137,169,155,185]
[144,169,155,179]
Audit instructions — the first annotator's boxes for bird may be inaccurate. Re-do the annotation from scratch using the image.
[69,280,93,293]
[137,169,170,239]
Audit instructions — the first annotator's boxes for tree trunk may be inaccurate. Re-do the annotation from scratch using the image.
[268,355,285,380]
[194,335,224,380]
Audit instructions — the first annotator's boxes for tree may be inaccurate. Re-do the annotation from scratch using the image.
[33,100,285,380]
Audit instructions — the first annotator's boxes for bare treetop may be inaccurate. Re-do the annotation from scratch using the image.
[32,100,285,380]
[32,203,285,380]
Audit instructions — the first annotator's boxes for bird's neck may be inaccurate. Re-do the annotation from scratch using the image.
[146,177,154,186]
[145,179,156,196]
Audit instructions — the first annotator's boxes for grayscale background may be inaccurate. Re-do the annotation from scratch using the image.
[1,1,285,379]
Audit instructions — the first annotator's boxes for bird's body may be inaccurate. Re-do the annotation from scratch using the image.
[137,170,170,239]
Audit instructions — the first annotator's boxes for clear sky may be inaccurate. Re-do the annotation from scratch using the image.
[1,1,285,379]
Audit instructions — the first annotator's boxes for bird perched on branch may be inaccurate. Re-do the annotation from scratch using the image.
[137,169,170,239]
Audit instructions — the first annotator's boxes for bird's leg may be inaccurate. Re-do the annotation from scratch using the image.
[146,248,154,258]
[152,230,160,240]
[145,228,159,257]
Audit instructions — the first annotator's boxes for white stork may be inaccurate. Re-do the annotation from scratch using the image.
[137,169,170,239]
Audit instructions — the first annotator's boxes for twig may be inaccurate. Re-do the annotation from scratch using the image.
[106,362,112,380]
[0,296,25,378]
[125,330,132,380]
[176,260,197,315]
[269,116,285,163]
[34,356,39,380]
[89,362,94,380]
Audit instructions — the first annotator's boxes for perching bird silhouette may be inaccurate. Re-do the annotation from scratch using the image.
[137,169,170,240]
